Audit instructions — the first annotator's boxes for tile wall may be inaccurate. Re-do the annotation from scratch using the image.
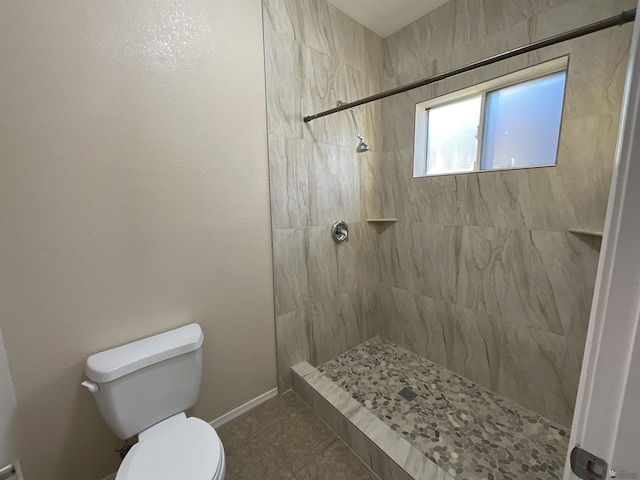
[265,0,633,426]
[373,0,633,426]
[263,0,384,390]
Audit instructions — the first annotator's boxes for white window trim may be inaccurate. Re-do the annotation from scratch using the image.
[413,56,570,178]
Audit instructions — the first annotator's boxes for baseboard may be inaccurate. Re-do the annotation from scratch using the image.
[209,388,278,429]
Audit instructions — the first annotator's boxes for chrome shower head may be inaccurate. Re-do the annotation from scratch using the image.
[356,139,370,153]
[338,101,371,154]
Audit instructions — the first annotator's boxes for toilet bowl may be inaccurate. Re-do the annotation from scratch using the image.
[82,324,225,480]
[116,414,225,480]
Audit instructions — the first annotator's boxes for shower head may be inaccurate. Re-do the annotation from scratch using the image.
[337,101,370,154]
[356,138,370,153]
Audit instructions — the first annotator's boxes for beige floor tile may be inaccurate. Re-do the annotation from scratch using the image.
[296,441,378,480]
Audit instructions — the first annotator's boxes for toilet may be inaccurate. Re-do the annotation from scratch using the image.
[81,324,225,480]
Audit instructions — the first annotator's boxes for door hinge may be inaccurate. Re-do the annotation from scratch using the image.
[571,446,609,480]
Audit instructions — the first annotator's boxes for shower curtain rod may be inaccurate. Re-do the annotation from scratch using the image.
[303,8,637,123]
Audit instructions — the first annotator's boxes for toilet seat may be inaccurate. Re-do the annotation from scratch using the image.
[116,416,225,480]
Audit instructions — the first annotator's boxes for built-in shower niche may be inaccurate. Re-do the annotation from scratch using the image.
[292,337,569,480]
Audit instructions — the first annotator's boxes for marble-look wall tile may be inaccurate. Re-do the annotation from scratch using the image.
[532,0,614,40]
[421,224,462,304]
[528,165,612,232]
[379,222,423,295]
[505,230,600,341]
[498,323,568,425]
[420,294,455,369]
[328,4,366,72]
[309,142,361,225]
[458,170,531,229]
[276,307,311,390]
[263,0,300,41]
[602,22,633,115]
[308,292,363,365]
[297,0,336,57]
[268,135,310,229]
[453,0,488,50]
[273,228,309,316]
[482,0,536,36]
[301,46,352,148]
[415,174,461,225]
[351,284,379,342]
[554,337,585,427]
[308,224,338,304]
[595,111,622,165]
[264,27,302,139]
[449,303,504,391]
[338,222,380,294]
[456,226,512,318]
[556,115,600,167]
[360,151,383,219]
[377,284,427,359]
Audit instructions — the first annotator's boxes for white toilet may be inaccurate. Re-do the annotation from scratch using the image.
[81,324,225,480]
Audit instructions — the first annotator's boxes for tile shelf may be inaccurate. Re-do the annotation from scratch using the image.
[568,228,603,237]
[366,218,398,223]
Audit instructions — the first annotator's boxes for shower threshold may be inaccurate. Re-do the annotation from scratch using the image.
[291,337,569,480]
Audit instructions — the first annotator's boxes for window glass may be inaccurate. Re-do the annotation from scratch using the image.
[426,96,482,175]
[481,72,566,170]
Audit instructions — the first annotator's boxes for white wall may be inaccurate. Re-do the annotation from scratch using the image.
[0,1,276,479]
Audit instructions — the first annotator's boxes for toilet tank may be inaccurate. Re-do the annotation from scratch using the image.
[84,324,204,440]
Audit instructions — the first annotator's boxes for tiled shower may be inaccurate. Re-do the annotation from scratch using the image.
[264,0,632,476]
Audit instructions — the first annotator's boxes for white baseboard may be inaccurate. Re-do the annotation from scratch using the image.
[209,388,278,429]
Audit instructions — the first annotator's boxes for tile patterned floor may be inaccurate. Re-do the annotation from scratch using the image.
[218,390,380,480]
[318,337,570,480]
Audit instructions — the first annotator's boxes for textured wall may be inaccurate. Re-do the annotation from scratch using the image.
[0,1,276,479]
[374,0,633,427]
[263,0,384,390]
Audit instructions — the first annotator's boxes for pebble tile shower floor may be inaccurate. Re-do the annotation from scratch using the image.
[217,390,379,480]
[317,337,570,480]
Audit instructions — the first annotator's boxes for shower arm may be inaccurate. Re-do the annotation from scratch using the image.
[337,101,365,142]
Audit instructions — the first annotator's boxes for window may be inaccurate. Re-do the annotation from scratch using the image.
[413,58,568,177]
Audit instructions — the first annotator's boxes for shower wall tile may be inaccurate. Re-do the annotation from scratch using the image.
[415,174,461,225]
[309,142,361,225]
[602,22,634,115]
[276,307,311,390]
[556,115,600,167]
[420,294,455,369]
[452,0,488,50]
[458,170,531,229]
[338,222,380,294]
[379,222,424,295]
[301,46,352,148]
[297,0,336,58]
[595,111,622,165]
[376,284,427,359]
[455,226,512,318]
[498,323,568,425]
[482,0,536,36]
[532,0,614,40]
[307,224,338,304]
[308,292,363,365]
[360,151,383,219]
[268,135,311,229]
[352,284,380,342]
[450,303,504,391]
[528,165,612,232]
[554,337,585,427]
[328,5,366,72]
[421,224,462,304]
[263,0,300,40]
[506,230,600,341]
[264,27,302,139]
[273,228,309,316]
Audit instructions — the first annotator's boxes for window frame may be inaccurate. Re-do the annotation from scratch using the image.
[413,56,569,178]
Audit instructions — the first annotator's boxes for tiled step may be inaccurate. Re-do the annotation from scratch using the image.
[291,361,453,480]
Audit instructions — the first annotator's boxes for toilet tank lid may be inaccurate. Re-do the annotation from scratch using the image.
[85,324,204,383]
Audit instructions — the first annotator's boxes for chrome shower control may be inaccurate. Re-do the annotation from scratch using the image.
[331,220,349,243]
